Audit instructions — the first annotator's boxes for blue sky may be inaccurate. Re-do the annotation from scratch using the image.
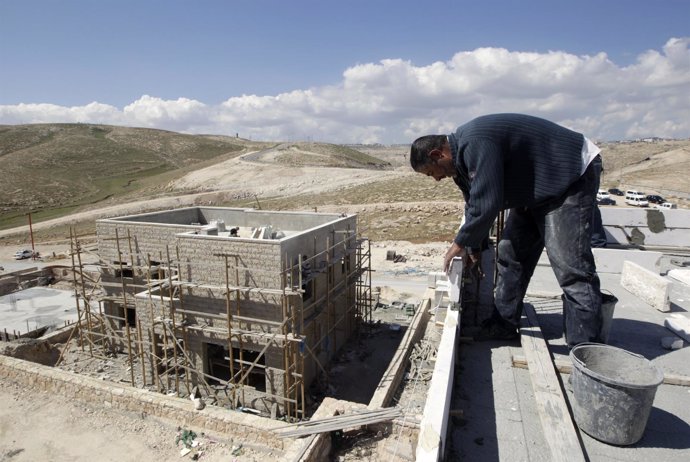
[2,0,689,143]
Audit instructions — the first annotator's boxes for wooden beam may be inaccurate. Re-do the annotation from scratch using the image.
[512,354,690,387]
[520,303,586,462]
[274,407,402,438]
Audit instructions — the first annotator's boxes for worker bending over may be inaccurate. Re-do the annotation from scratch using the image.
[410,113,602,346]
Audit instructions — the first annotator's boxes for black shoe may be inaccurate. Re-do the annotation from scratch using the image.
[475,317,520,341]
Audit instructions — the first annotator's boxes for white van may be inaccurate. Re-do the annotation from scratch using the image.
[625,190,645,197]
[596,189,610,201]
[625,191,648,207]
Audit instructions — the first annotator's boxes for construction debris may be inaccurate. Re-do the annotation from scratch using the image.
[406,339,437,382]
[273,407,403,438]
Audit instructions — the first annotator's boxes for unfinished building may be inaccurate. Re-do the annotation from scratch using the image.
[72,206,372,420]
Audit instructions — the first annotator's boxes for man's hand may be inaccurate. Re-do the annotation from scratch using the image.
[443,242,481,273]
[444,242,466,273]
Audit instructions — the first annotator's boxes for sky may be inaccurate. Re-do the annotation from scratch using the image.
[1,0,689,144]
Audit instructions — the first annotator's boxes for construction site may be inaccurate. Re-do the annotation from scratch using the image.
[2,204,690,461]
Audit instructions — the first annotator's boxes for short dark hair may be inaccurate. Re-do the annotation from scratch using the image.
[409,135,446,171]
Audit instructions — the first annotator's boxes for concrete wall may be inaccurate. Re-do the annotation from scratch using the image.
[109,207,205,225]
[601,207,690,247]
[0,267,54,296]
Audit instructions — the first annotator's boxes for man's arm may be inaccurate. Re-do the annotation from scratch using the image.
[454,138,504,248]
[443,242,480,273]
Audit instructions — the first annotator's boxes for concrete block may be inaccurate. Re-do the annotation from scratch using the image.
[427,271,446,289]
[447,258,463,304]
[668,269,690,286]
[664,314,690,342]
[620,260,670,312]
[434,283,449,308]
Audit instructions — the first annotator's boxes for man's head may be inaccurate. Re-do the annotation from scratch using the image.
[409,135,456,181]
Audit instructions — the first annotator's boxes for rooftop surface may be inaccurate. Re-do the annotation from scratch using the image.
[98,206,353,239]
[0,287,78,334]
[449,255,690,461]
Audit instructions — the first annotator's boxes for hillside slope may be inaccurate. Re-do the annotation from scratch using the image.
[1,123,688,244]
[0,124,254,226]
[0,125,391,230]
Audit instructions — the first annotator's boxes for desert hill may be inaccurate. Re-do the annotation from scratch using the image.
[599,139,690,194]
[0,124,389,230]
[0,124,688,245]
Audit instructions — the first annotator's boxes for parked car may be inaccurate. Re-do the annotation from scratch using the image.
[608,188,624,196]
[14,249,33,260]
[655,202,677,210]
[597,197,616,206]
[646,194,665,204]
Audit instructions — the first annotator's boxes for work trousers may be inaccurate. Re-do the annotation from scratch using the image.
[494,156,603,347]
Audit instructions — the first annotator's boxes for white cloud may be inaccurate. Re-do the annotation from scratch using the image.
[0,102,123,125]
[2,38,689,143]
[122,95,210,132]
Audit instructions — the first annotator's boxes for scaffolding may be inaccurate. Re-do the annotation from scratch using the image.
[62,225,372,421]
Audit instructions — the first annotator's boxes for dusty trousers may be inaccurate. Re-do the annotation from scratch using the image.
[494,156,603,347]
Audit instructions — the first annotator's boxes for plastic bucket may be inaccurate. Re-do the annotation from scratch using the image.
[570,343,663,445]
[600,291,618,343]
[562,291,618,344]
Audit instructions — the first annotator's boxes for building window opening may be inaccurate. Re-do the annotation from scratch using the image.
[149,260,162,280]
[303,279,314,301]
[207,343,230,384]
[113,305,125,329]
[125,307,136,327]
[113,261,134,279]
[205,343,265,391]
[237,349,266,391]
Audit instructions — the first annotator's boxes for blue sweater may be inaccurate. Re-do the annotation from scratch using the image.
[449,113,585,249]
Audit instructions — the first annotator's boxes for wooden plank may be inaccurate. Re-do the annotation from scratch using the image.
[520,303,586,462]
[512,354,690,387]
[274,407,402,438]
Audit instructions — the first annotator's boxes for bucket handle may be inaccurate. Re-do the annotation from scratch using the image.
[571,342,648,367]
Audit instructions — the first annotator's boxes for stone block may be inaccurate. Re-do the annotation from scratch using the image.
[620,260,670,312]
[664,313,690,342]
[668,269,690,286]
